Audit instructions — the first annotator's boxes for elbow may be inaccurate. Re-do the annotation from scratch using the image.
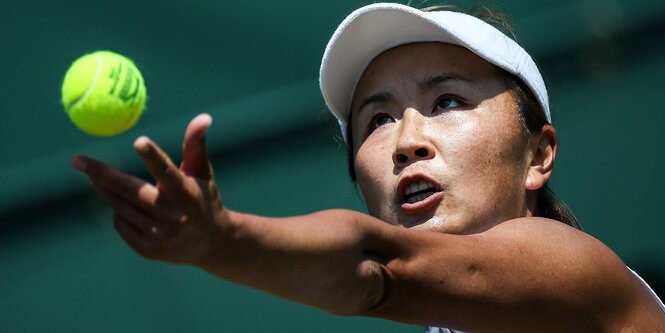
[330,259,390,316]
[310,208,395,316]
[359,259,391,315]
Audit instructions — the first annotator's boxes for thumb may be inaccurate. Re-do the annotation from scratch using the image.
[181,113,214,179]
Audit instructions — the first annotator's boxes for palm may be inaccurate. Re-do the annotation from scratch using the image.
[73,114,225,265]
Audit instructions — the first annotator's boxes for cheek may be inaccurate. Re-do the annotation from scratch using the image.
[353,128,393,178]
[443,113,528,201]
[354,138,394,212]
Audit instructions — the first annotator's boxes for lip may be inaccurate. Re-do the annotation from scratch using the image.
[396,174,444,214]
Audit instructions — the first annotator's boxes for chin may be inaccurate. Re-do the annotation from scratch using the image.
[401,215,448,232]
[410,222,444,232]
[405,214,482,235]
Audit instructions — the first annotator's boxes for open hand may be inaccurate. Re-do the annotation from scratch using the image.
[72,114,227,265]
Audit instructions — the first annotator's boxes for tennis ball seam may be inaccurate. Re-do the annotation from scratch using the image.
[67,53,103,112]
[62,50,147,136]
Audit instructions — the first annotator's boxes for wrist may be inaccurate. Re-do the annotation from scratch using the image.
[195,208,244,271]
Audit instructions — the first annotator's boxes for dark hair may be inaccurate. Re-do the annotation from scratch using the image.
[343,3,581,230]
[499,71,582,230]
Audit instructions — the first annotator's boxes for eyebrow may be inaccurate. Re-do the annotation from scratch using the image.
[357,90,393,114]
[418,73,474,91]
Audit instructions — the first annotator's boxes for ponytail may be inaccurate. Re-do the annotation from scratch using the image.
[538,185,582,230]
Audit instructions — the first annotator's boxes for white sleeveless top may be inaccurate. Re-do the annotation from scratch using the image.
[426,267,665,333]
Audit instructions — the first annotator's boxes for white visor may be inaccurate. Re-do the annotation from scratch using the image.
[319,3,550,141]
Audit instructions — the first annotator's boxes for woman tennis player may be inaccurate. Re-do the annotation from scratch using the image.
[72,3,665,332]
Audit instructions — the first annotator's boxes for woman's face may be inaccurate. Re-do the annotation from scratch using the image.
[351,42,534,234]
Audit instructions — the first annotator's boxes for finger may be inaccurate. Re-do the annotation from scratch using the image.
[133,136,185,192]
[73,155,160,209]
[113,215,156,259]
[98,187,165,238]
[181,113,213,179]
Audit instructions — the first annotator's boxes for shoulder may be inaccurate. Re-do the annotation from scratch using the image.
[482,217,625,276]
[373,216,658,330]
[481,217,630,299]
[470,217,664,330]
[486,217,615,264]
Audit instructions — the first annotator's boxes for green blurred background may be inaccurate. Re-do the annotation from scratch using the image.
[1,0,664,331]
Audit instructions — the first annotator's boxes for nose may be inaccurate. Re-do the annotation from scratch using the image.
[392,109,435,167]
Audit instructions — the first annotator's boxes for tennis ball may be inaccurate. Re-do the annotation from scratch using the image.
[61,50,147,137]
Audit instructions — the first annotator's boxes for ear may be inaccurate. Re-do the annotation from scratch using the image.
[525,125,557,190]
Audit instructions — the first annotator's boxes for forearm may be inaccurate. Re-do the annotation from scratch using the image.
[72,124,392,316]
[198,208,390,315]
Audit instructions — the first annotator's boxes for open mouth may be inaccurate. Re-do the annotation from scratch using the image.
[402,179,440,204]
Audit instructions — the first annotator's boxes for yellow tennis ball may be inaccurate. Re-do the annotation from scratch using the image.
[61,50,147,137]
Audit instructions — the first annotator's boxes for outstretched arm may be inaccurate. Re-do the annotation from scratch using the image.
[73,114,665,331]
[72,114,391,314]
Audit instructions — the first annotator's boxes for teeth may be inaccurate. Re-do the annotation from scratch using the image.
[407,183,418,195]
[404,179,435,196]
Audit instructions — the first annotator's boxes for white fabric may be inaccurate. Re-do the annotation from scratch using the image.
[426,327,464,333]
[319,3,550,141]
[628,267,665,313]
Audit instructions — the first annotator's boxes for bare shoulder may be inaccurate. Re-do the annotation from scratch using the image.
[484,217,617,269]
[485,217,665,330]
[372,217,665,331]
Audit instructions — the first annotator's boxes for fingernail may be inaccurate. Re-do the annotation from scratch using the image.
[72,157,87,172]
[135,136,150,153]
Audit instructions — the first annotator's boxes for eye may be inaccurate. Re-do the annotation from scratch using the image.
[369,113,395,130]
[435,95,465,111]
